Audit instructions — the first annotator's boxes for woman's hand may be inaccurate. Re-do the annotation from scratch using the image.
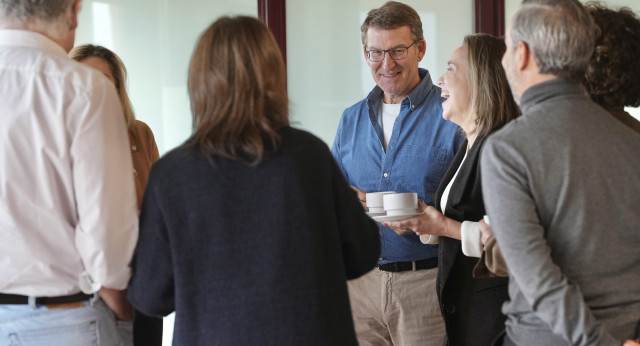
[623,340,640,346]
[383,200,446,236]
[478,218,493,245]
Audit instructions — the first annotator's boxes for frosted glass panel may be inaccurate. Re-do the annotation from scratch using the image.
[75,0,257,156]
[286,0,473,145]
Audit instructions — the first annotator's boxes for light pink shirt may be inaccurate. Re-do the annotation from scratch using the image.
[0,30,138,296]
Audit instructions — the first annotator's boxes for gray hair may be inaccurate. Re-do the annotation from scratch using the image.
[509,0,596,81]
[0,0,75,24]
[361,1,424,46]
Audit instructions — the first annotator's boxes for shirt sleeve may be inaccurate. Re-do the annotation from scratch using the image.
[146,124,160,162]
[460,221,482,258]
[480,137,618,346]
[71,81,139,291]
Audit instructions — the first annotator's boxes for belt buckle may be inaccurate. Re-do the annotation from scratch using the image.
[412,261,417,271]
[45,302,84,309]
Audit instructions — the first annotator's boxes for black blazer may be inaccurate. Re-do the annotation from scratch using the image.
[435,135,509,346]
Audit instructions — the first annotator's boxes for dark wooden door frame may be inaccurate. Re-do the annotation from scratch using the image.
[474,0,505,37]
[258,0,287,65]
[257,0,505,66]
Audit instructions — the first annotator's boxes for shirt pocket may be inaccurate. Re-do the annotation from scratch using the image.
[399,145,450,202]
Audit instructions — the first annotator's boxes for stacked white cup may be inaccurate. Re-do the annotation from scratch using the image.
[383,192,418,216]
[366,191,395,214]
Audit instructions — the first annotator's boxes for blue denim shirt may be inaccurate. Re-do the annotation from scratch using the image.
[332,69,463,264]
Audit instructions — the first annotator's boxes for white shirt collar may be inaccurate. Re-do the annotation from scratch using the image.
[0,29,67,58]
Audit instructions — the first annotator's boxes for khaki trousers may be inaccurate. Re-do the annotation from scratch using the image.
[348,266,445,346]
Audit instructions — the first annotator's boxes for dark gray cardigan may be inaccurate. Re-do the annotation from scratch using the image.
[128,126,380,346]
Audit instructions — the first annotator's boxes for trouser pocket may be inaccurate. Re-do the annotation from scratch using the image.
[9,320,98,346]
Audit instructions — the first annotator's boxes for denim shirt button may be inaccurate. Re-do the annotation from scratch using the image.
[383,172,388,178]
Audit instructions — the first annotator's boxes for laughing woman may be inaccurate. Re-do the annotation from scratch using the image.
[385,34,520,346]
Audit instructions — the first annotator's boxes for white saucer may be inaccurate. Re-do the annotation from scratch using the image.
[372,212,421,222]
[366,212,385,217]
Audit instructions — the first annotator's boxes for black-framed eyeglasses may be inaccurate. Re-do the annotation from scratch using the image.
[366,41,419,62]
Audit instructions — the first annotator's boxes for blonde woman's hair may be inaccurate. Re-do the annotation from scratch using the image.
[464,34,520,137]
[69,44,136,129]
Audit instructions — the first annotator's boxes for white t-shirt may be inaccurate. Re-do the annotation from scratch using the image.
[0,30,138,295]
[381,103,402,150]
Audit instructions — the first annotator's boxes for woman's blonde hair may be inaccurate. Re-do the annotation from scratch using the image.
[465,34,520,137]
[69,44,136,129]
[185,16,289,165]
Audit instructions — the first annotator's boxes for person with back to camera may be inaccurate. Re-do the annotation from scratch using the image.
[480,0,640,345]
[384,33,520,346]
[0,0,138,345]
[583,2,640,134]
[126,15,381,346]
[70,44,162,346]
[331,2,464,345]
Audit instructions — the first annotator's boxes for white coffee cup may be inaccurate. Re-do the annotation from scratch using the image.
[383,192,418,216]
[366,191,395,213]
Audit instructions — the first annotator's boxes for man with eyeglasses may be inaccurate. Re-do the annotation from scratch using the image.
[332,1,463,345]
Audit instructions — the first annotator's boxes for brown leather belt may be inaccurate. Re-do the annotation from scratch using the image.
[0,292,92,309]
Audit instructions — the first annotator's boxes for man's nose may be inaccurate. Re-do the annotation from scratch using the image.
[381,52,396,68]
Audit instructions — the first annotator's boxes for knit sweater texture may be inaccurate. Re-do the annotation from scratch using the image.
[128,126,380,345]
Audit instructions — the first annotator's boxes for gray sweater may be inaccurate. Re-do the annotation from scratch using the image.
[481,79,640,346]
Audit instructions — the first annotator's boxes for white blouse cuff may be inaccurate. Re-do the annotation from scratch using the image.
[461,221,483,258]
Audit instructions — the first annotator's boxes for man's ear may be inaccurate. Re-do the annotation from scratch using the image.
[416,39,426,62]
[515,41,530,72]
[69,0,81,30]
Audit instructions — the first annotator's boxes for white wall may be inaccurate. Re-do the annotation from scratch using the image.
[504,0,640,120]
[75,0,256,156]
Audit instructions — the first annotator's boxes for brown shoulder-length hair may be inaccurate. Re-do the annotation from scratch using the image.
[465,34,520,137]
[185,16,289,165]
[69,44,136,129]
[583,2,640,109]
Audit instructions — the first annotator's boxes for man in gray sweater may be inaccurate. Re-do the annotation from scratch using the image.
[480,0,640,345]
